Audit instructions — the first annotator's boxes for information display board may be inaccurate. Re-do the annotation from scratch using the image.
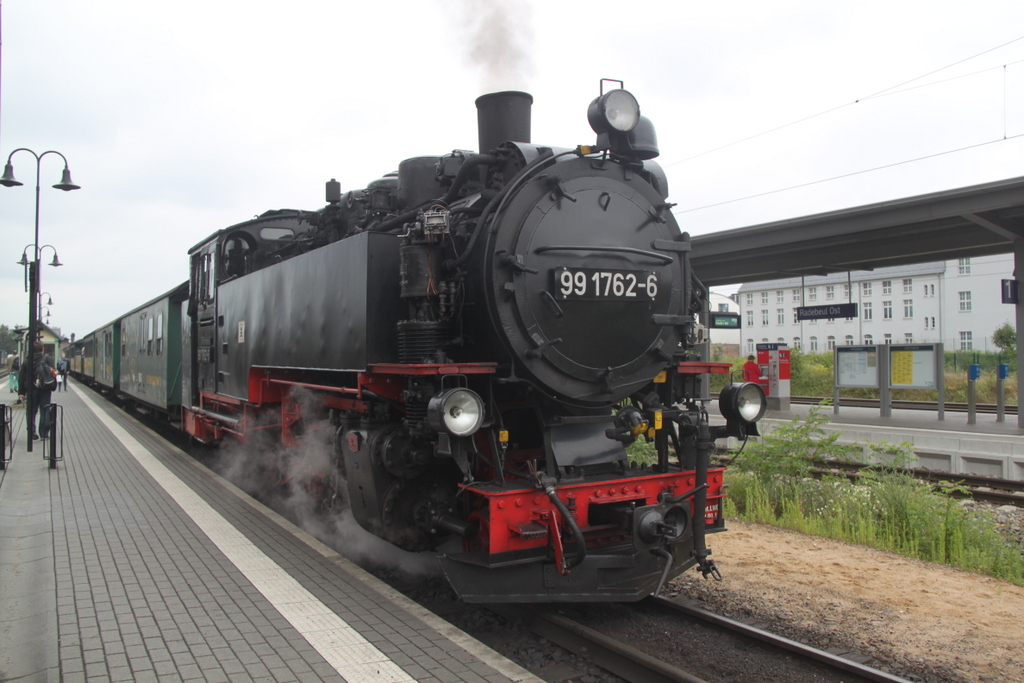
[889,344,937,388]
[835,346,879,388]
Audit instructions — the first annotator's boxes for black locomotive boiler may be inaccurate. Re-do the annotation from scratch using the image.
[170,85,765,602]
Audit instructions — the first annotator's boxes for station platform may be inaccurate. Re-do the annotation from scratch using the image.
[754,401,1024,481]
[0,381,540,683]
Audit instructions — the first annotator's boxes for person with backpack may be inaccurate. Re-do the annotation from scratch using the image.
[57,354,70,391]
[19,342,57,440]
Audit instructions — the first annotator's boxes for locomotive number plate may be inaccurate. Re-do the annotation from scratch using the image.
[552,267,657,301]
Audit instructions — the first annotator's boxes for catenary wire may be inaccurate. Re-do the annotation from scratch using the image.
[664,35,1024,168]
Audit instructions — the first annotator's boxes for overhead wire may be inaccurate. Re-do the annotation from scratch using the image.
[674,132,1024,215]
[664,34,1024,168]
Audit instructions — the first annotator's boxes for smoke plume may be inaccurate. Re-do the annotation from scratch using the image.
[208,388,441,581]
[454,0,535,92]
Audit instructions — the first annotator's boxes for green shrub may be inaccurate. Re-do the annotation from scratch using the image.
[723,409,1024,585]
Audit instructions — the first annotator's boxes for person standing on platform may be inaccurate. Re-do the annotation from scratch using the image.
[7,354,20,401]
[742,354,763,383]
[19,342,57,439]
[57,354,69,391]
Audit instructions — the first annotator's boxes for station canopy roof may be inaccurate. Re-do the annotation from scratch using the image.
[690,175,1024,288]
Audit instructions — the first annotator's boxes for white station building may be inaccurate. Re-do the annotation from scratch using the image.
[735,255,1016,356]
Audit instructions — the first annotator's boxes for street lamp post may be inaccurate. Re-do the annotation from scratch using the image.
[1,149,80,451]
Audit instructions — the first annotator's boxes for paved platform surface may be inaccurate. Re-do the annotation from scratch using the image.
[0,381,539,683]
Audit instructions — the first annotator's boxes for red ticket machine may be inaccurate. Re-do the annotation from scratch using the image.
[755,343,791,411]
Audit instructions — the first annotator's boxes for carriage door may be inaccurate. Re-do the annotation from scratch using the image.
[191,246,218,394]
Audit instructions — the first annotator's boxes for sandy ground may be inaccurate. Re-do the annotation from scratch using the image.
[670,521,1024,683]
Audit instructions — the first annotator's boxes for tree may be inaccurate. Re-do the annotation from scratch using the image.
[0,324,17,358]
[992,322,1016,354]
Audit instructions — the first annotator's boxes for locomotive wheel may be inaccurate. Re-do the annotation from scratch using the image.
[380,478,456,552]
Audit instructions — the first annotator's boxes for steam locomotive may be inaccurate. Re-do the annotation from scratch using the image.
[73,84,766,602]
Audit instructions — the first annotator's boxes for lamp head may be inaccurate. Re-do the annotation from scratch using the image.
[0,162,23,188]
[53,167,80,191]
[49,253,63,267]
[16,251,29,266]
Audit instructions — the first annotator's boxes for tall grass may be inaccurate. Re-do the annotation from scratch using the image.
[724,407,1024,584]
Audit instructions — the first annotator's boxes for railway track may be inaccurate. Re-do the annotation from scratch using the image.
[791,395,1018,414]
[491,598,914,683]
[712,452,1024,507]
[815,459,1024,507]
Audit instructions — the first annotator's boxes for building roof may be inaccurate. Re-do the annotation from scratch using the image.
[691,175,1024,287]
[736,261,947,291]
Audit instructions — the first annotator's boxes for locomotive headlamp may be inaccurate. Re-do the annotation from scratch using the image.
[718,382,767,436]
[428,388,485,437]
[588,89,641,134]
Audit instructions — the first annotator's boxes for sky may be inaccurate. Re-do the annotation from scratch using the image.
[1,0,1023,342]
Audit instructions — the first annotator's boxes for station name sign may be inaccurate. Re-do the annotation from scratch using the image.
[796,303,858,321]
[708,312,740,329]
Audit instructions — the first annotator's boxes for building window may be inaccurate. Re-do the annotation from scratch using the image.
[882,280,892,295]
[746,311,754,327]
[958,258,971,275]
[761,310,769,326]
[777,308,785,325]
[761,292,769,305]
[718,303,730,312]
[931,316,936,329]
[747,339,755,354]
[808,287,817,302]
[883,301,892,319]
[903,299,914,318]
[884,334,892,344]
[863,302,873,320]
[960,331,973,350]
[845,335,854,345]
[903,278,913,293]
[864,334,873,345]
[926,283,935,296]
[825,285,835,300]
[862,282,872,297]
[843,284,850,299]
[746,293,753,306]
[776,290,785,303]
[959,291,972,311]
[904,333,913,343]
[827,336,835,351]
[793,337,801,349]
[777,337,785,344]
[810,336,818,352]
[792,289,801,302]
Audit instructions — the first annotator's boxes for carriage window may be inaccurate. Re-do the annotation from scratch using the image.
[156,313,164,356]
[147,316,154,355]
[260,227,294,241]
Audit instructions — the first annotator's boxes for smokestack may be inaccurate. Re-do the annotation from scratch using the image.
[475,91,532,153]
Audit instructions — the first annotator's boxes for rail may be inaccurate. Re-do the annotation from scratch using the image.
[791,395,1018,414]
[489,599,912,683]
[651,597,913,683]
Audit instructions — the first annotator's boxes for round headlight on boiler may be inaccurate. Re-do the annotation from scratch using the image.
[718,382,767,427]
[428,388,485,437]
[588,89,641,134]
